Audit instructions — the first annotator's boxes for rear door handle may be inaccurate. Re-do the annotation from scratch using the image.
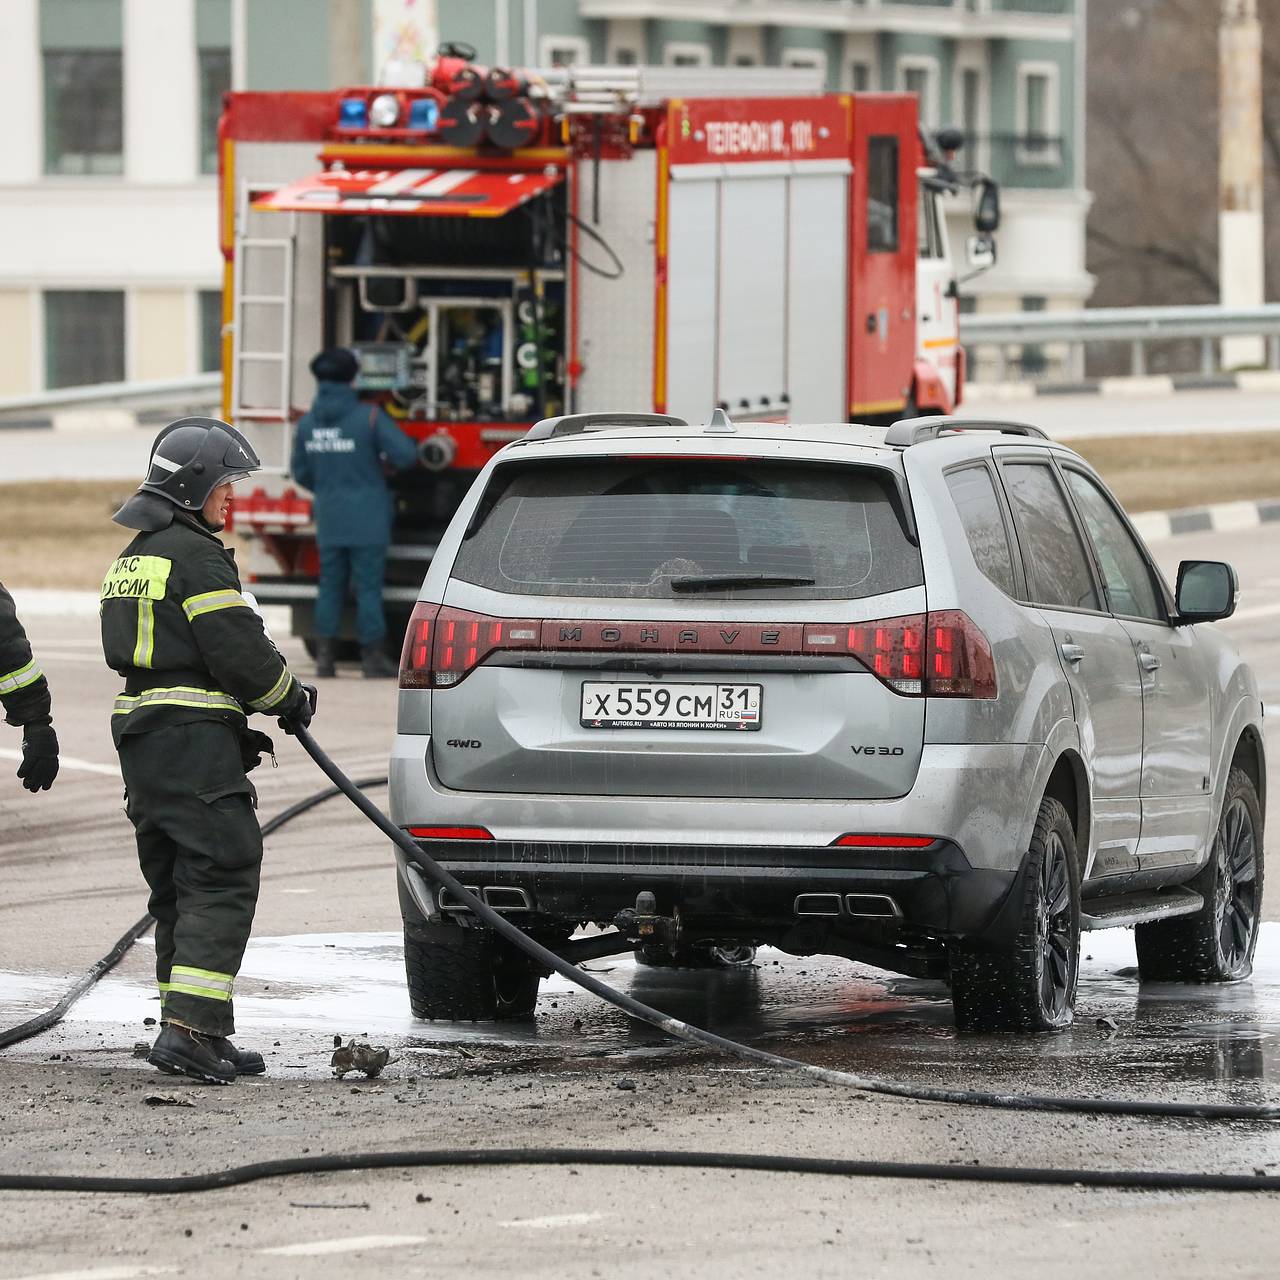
[1139,652,1161,672]
[1060,643,1086,665]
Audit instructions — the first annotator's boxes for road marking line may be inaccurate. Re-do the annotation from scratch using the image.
[0,748,119,777]
[7,1267,177,1280]
[259,1235,427,1257]
[499,1211,607,1230]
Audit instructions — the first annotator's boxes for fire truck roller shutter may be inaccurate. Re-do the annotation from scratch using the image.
[366,189,562,269]
[663,160,851,425]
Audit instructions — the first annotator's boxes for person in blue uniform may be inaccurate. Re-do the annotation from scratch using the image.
[291,348,419,678]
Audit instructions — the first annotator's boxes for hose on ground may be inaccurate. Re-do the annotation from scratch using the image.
[1,1146,1276,1196]
[294,726,1280,1124]
[0,777,387,1052]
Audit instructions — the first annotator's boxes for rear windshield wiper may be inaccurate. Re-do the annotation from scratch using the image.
[668,574,817,594]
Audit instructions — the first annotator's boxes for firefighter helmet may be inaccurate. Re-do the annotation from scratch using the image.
[113,417,261,531]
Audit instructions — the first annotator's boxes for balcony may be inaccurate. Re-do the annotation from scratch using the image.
[578,0,1076,42]
[953,132,1073,190]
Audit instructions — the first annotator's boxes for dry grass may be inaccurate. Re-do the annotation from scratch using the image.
[0,481,246,590]
[1,434,1276,589]
[1071,431,1280,513]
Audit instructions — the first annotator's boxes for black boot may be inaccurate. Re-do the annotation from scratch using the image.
[314,637,337,679]
[361,642,398,679]
[148,1024,236,1085]
[210,1036,266,1076]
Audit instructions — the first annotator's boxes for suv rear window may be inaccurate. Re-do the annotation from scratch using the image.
[451,458,923,600]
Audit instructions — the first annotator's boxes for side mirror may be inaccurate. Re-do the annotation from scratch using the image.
[974,178,1001,233]
[1175,560,1239,623]
[965,235,996,270]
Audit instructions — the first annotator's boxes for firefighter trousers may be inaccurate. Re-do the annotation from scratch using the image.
[117,719,262,1037]
[314,542,389,646]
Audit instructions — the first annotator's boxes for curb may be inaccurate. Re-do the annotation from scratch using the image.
[1132,497,1280,543]
[967,370,1280,402]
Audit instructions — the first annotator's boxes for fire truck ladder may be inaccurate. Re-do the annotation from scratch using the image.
[230,182,297,459]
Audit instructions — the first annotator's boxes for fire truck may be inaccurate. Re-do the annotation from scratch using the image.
[218,51,999,650]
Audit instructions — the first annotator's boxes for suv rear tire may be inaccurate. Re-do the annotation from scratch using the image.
[949,795,1081,1033]
[1135,767,1263,984]
[404,923,540,1021]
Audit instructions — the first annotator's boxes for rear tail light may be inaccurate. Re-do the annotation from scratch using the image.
[833,834,936,848]
[398,604,539,689]
[399,605,995,697]
[803,610,995,699]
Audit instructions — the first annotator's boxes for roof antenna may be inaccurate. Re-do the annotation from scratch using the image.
[705,407,735,433]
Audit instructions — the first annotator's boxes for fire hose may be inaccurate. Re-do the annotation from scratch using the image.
[2,729,1279,1198]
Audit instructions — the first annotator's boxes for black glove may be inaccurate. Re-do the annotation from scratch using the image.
[18,721,59,793]
[239,728,276,774]
[277,681,318,736]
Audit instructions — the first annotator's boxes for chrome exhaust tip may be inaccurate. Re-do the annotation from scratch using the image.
[794,893,843,917]
[483,886,533,912]
[844,893,902,919]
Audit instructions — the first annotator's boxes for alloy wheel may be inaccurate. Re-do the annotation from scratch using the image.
[1037,831,1074,1021]
[1214,797,1259,972]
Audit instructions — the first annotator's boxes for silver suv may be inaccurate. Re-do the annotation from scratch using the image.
[389,413,1266,1032]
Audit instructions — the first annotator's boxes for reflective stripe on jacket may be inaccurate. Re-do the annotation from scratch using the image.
[100,513,298,741]
[0,580,51,728]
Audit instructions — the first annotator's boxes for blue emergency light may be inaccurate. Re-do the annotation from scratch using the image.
[338,97,368,128]
[408,97,439,132]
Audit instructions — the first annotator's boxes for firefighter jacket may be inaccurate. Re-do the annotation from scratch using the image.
[291,381,418,548]
[0,580,51,729]
[101,513,300,743]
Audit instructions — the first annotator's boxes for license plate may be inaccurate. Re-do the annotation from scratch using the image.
[580,681,762,731]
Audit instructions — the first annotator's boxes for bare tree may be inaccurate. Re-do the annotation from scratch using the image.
[1087,0,1280,306]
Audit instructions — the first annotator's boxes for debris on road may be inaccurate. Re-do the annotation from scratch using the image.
[331,1038,392,1079]
[143,1092,197,1107]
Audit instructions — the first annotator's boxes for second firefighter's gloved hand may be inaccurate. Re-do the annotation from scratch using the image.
[18,720,59,792]
[277,681,318,736]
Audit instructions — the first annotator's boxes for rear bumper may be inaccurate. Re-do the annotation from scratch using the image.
[394,837,1022,945]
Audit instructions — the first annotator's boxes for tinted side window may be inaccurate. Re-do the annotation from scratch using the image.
[867,136,899,253]
[1001,462,1100,611]
[945,465,1018,596]
[1062,469,1163,620]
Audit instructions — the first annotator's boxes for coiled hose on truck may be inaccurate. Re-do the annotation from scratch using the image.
[2,731,1279,1199]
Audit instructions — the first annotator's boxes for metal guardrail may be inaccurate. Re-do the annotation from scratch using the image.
[960,304,1280,380]
[0,373,221,423]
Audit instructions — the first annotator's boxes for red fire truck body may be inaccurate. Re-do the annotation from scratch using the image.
[217,66,983,645]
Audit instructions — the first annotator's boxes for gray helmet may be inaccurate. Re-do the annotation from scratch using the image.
[114,417,261,530]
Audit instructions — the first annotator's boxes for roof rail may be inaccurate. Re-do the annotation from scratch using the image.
[884,416,1049,448]
[525,412,689,441]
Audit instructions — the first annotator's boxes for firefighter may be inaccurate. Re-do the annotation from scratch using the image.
[103,417,317,1085]
[291,347,418,679]
[0,582,59,792]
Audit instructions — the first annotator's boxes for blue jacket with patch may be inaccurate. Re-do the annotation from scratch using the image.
[291,382,418,547]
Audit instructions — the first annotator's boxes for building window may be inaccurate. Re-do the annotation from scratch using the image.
[956,64,986,170]
[866,135,899,254]
[849,60,872,92]
[539,35,591,67]
[199,290,223,373]
[782,48,828,81]
[663,43,711,68]
[198,49,231,176]
[43,51,123,175]
[896,56,940,130]
[1016,62,1062,166]
[45,291,125,389]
